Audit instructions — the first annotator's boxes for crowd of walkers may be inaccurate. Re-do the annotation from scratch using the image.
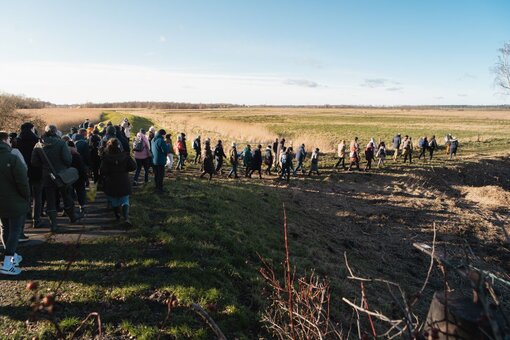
[0,116,460,275]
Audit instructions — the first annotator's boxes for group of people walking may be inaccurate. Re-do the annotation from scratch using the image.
[0,114,460,275]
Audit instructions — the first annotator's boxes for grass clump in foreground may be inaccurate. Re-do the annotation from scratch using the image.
[0,176,302,339]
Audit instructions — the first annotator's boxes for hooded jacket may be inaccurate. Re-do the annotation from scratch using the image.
[0,142,30,217]
[100,151,136,197]
[151,133,170,166]
[17,127,41,181]
[31,135,72,187]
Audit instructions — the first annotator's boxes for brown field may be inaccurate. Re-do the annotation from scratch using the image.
[18,108,105,131]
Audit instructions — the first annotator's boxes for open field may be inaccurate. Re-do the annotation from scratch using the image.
[0,107,508,338]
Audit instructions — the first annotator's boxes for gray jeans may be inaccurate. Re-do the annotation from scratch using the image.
[1,215,24,256]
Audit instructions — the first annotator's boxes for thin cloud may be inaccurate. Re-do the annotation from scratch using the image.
[284,79,321,88]
[159,35,167,43]
[457,93,468,97]
[386,87,403,92]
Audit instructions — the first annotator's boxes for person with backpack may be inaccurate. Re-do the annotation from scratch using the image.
[308,148,321,176]
[227,142,239,179]
[364,142,375,171]
[428,135,438,160]
[100,138,136,227]
[249,144,263,179]
[214,140,227,174]
[392,133,402,161]
[200,139,215,180]
[165,133,174,171]
[334,140,346,169]
[193,135,202,164]
[264,145,273,176]
[176,133,188,170]
[0,131,30,275]
[348,137,361,171]
[417,136,429,161]
[376,141,387,168]
[280,147,291,181]
[294,144,307,175]
[151,129,170,192]
[133,128,151,186]
[31,125,81,232]
[88,128,102,184]
[242,144,253,177]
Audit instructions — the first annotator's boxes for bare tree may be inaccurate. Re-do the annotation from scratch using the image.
[494,42,510,94]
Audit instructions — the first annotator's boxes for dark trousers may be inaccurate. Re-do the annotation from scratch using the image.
[31,180,43,223]
[404,152,413,163]
[215,158,224,173]
[194,150,201,164]
[45,184,74,212]
[73,181,87,208]
[294,161,305,174]
[134,157,151,183]
[418,147,427,159]
[1,215,24,256]
[335,157,345,168]
[154,165,165,190]
[429,148,435,160]
[228,163,238,178]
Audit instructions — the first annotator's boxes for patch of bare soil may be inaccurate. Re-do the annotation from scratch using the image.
[460,185,510,210]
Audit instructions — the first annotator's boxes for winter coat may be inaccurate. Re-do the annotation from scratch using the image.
[252,148,263,170]
[203,145,215,174]
[100,151,136,197]
[264,148,273,165]
[243,147,252,167]
[151,134,170,166]
[177,138,187,156]
[31,135,73,187]
[193,138,201,151]
[115,126,130,152]
[0,143,30,217]
[337,143,346,158]
[230,147,239,165]
[70,148,87,186]
[134,132,151,160]
[392,135,401,149]
[295,146,306,162]
[17,128,42,181]
[73,134,91,166]
[214,144,226,160]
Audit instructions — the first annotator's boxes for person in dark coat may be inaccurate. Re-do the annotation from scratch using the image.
[88,128,102,183]
[0,132,30,275]
[428,135,438,160]
[214,140,227,174]
[100,125,120,152]
[193,135,202,164]
[242,145,252,177]
[272,138,279,170]
[114,125,130,153]
[200,140,215,180]
[100,138,136,226]
[364,142,375,171]
[67,141,87,214]
[294,144,307,175]
[17,123,44,229]
[227,142,239,179]
[417,136,429,161]
[73,129,91,168]
[31,125,81,231]
[249,144,263,179]
[151,129,170,192]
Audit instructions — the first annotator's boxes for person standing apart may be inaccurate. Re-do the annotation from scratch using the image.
[0,132,29,275]
[151,129,169,192]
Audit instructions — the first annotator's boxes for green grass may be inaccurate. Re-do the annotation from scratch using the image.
[100,111,154,139]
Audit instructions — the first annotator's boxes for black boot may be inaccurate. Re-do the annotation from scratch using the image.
[113,207,121,221]
[65,207,82,224]
[48,211,58,232]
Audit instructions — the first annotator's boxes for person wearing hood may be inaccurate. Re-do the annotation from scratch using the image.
[193,135,202,164]
[151,129,170,192]
[100,138,136,227]
[17,122,44,229]
[200,139,215,180]
[214,140,227,174]
[67,140,87,214]
[228,142,239,179]
[133,128,152,185]
[31,125,81,232]
[0,131,30,275]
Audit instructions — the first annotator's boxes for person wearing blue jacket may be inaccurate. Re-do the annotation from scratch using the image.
[151,129,170,192]
[294,144,307,175]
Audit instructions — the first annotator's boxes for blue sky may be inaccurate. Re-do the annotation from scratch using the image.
[0,0,509,105]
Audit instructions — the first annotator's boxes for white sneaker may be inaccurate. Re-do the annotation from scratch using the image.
[13,253,23,266]
[1,257,21,276]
